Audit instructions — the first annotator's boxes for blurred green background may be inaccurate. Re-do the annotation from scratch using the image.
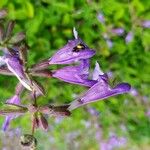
[0,0,150,149]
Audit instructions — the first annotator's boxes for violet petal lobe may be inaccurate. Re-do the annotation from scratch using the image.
[49,38,95,64]
[68,76,131,110]
[2,95,20,131]
[52,59,96,87]
[92,61,104,80]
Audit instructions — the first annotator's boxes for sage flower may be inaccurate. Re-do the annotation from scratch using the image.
[69,78,130,110]
[4,54,44,95]
[49,38,95,64]
[52,59,96,87]
[68,62,131,110]
[4,55,32,91]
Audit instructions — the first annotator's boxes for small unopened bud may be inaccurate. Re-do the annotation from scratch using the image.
[20,134,37,149]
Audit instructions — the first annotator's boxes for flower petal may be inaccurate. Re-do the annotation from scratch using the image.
[4,55,32,91]
[7,95,20,104]
[4,55,44,94]
[52,60,96,87]
[68,77,131,110]
[92,61,104,80]
[49,38,95,64]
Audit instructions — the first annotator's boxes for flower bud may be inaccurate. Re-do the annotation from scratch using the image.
[20,134,37,148]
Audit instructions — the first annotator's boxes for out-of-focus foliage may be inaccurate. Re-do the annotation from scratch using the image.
[0,0,150,149]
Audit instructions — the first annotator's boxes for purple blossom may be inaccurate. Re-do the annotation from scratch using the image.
[125,32,133,43]
[68,62,131,110]
[2,95,20,131]
[111,28,124,36]
[97,13,105,24]
[52,59,96,87]
[49,38,95,64]
[69,78,130,110]
[142,20,150,28]
[4,55,32,91]
[3,55,44,95]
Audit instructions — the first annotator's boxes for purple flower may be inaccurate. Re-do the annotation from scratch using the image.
[4,55,32,91]
[111,28,124,36]
[125,32,133,43]
[52,60,96,87]
[142,20,150,28]
[97,13,105,24]
[2,95,20,131]
[4,55,44,95]
[49,38,95,64]
[68,62,131,110]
